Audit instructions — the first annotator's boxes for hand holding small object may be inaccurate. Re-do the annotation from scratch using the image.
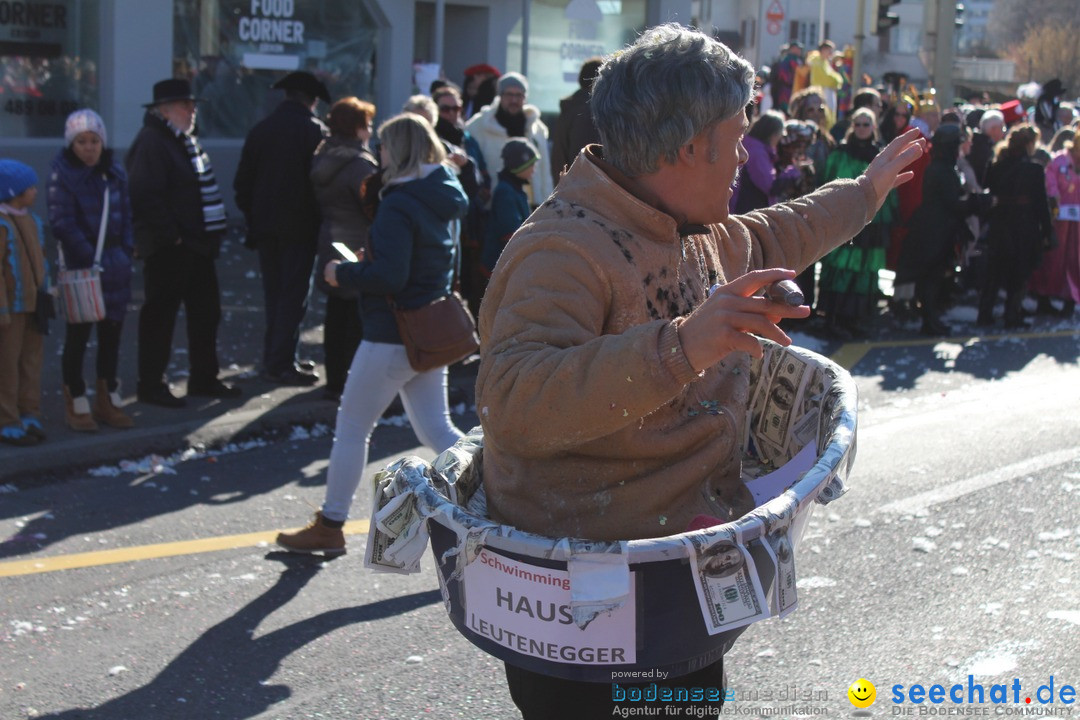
[680,268,810,371]
[764,279,804,306]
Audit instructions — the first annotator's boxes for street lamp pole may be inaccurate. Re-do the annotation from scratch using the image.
[852,0,866,92]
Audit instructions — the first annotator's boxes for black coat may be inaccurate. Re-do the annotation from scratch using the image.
[968,132,994,188]
[125,111,223,259]
[550,88,599,184]
[233,99,328,248]
[898,156,966,283]
[985,155,1053,277]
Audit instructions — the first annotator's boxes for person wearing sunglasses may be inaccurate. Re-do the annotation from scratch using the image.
[819,107,897,339]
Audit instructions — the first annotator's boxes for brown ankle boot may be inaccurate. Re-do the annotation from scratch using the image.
[93,379,134,429]
[276,511,346,555]
[64,387,98,432]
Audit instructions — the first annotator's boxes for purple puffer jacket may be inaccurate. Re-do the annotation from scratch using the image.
[47,148,135,322]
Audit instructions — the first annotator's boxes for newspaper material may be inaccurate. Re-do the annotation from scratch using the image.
[682,530,770,635]
[365,462,430,574]
[563,539,632,630]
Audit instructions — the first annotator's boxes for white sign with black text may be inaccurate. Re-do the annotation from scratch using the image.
[462,548,637,665]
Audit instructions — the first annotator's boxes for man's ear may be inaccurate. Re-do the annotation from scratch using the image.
[678,142,697,165]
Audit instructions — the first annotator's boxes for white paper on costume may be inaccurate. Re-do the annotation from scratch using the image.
[1057,204,1080,221]
[743,442,817,506]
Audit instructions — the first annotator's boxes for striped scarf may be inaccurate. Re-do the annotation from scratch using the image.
[162,115,227,234]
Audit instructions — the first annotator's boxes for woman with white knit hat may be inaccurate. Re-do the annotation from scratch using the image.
[46,109,136,431]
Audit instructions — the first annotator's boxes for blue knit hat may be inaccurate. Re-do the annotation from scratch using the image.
[0,159,38,200]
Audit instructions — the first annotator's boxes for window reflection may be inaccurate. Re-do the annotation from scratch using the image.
[173,0,378,138]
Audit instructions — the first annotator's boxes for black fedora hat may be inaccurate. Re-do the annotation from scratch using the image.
[144,78,199,107]
[272,71,330,104]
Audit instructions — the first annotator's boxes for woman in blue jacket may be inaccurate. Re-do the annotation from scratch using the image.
[47,109,135,431]
[277,113,469,555]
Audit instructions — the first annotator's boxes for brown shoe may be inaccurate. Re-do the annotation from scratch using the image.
[64,386,98,433]
[94,380,134,429]
[275,511,346,555]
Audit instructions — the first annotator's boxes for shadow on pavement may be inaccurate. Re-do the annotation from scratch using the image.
[35,556,441,719]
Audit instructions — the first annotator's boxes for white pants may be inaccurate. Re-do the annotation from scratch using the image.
[322,341,464,522]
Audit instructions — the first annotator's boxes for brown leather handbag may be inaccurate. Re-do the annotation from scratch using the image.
[392,291,480,372]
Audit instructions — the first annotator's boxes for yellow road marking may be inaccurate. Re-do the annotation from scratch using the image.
[829,328,1080,371]
[0,520,369,578]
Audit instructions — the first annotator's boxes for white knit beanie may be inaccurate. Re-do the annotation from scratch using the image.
[64,109,107,147]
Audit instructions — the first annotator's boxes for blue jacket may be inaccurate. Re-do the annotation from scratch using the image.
[47,148,134,322]
[483,170,530,272]
[336,164,468,344]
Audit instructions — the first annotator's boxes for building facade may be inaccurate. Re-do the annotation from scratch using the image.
[0,0,689,219]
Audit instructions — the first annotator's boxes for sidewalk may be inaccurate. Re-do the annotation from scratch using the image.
[0,232,478,484]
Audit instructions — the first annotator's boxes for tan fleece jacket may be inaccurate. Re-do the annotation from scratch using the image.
[476,147,877,541]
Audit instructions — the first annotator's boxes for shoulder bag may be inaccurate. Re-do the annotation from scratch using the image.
[392,290,480,373]
[58,184,108,324]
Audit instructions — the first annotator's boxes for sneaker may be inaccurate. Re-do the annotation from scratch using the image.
[0,424,40,447]
[21,415,46,440]
[275,512,346,555]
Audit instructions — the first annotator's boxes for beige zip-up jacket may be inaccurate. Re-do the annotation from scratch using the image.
[476,146,877,541]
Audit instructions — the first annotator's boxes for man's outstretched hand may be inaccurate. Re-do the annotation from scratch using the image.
[863,127,927,212]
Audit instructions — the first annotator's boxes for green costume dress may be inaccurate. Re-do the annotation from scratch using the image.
[818,138,897,331]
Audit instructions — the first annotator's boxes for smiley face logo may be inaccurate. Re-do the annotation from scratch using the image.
[848,678,876,708]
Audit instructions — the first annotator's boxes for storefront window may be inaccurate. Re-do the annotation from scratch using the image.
[506,0,646,116]
[0,0,101,138]
[173,0,378,138]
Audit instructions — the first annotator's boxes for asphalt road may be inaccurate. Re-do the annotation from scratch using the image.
[1,324,1078,720]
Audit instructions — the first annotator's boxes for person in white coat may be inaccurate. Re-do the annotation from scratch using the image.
[465,72,553,207]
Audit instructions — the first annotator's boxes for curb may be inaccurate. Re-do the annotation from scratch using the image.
[3,398,340,484]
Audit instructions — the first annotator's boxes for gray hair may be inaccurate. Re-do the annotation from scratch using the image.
[402,94,438,125]
[979,109,1004,132]
[590,23,755,177]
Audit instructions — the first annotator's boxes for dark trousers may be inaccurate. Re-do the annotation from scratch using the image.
[322,293,362,396]
[62,318,123,397]
[504,658,725,720]
[978,246,1029,324]
[138,243,222,389]
[257,237,316,375]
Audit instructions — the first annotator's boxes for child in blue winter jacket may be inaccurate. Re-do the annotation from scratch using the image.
[481,138,539,275]
[0,159,49,446]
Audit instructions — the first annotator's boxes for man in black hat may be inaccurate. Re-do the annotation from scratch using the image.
[1035,78,1068,143]
[234,71,330,386]
[126,78,241,407]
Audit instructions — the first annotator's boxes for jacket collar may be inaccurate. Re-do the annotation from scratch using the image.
[561,146,707,240]
[565,147,708,240]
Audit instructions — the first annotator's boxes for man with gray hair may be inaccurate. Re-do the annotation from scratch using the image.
[475,24,924,717]
[970,109,1005,187]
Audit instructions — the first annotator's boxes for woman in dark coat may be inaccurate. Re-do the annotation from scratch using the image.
[977,125,1054,328]
[310,97,379,401]
[47,109,135,431]
[899,123,987,336]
